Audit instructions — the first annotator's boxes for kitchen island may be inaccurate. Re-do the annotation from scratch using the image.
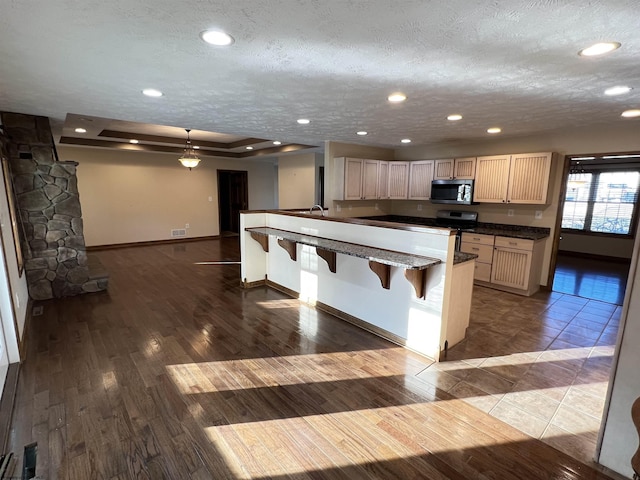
[240,211,476,360]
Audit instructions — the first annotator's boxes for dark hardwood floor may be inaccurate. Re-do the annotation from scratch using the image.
[6,238,619,479]
[553,253,630,305]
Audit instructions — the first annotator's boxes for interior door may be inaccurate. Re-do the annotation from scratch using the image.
[218,170,248,235]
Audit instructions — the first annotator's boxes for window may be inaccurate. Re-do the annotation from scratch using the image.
[562,170,640,235]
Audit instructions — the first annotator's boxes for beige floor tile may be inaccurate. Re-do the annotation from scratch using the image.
[563,386,606,419]
[551,404,602,436]
[415,368,461,392]
[490,400,549,438]
[448,381,502,413]
[501,389,560,422]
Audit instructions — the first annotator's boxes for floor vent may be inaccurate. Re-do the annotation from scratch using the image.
[32,305,43,316]
[171,229,187,238]
[22,443,36,479]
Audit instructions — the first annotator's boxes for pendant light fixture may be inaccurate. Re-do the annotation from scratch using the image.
[178,129,200,170]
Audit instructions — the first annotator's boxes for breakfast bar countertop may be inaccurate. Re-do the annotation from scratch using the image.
[245,226,442,270]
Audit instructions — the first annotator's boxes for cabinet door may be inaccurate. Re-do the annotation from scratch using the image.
[473,154,511,203]
[491,246,532,290]
[377,161,389,199]
[362,159,380,199]
[507,152,553,204]
[433,159,455,180]
[344,158,364,200]
[408,160,434,200]
[388,162,409,199]
[454,157,476,179]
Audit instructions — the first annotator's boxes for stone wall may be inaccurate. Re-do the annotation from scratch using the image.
[0,112,107,300]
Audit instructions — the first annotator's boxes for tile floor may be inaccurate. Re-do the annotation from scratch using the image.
[416,285,622,467]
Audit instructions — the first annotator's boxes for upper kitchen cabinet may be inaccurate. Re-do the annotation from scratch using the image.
[408,160,435,200]
[333,157,386,200]
[377,161,389,199]
[433,157,476,180]
[474,152,554,204]
[387,161,409,199]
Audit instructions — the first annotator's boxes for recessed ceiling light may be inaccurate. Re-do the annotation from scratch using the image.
[447,114,463,121]
[487,127,502,134]
[74,128,87,133]
[246,146,254,150]
[388,93,407,103]
[200,30,235,46]
[578,42,621,57]
[605,86,633,96]
[621,109,640,118]
[297,119,310,124]
[356,131,368,136]
[273,141,282,145]
[193,145,200,149]
[129,139,139,144]
[142,88,163,97]
[401,138,411,144]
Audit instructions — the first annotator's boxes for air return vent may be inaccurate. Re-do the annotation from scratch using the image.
[171,229,187,238]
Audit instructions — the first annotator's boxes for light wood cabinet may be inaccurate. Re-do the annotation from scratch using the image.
[461,233,544,296]
[362,159,380,199]
[388,162,409,199]
[408,160,434,200]
[460,233,494,282]
[434,157,476,180]
[334,157,386,200]
[377,161,389,199]
[507,152,553,204]
[473,154,511,203]
[473,152,553,204]
[491,236,544,296]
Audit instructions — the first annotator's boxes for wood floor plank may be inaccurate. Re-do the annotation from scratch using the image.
[5,238,618,479]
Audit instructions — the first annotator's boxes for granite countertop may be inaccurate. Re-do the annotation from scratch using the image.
[464,226,549,240]
[246,227,441,270]
[454,251,478,264]
[360,215,550,240]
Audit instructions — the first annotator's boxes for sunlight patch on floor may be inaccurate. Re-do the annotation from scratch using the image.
[165,348,410,395]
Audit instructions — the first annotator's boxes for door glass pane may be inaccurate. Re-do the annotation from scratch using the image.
[591,171,639,234]
[562,173,592,229]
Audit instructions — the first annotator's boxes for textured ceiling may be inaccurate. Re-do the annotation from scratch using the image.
[0,0,639,154]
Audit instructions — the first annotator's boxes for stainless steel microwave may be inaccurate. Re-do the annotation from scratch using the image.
[430,179,475,205]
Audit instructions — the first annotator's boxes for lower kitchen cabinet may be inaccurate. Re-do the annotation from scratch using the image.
[461,233,545,296]
[460,233,494,282]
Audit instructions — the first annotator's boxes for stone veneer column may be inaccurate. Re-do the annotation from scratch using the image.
[0,112,107,300]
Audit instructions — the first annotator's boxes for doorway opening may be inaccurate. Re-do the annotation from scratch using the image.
[217,170,248,237]
[551,152,640,305]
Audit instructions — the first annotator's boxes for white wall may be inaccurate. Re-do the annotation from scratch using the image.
[0,152,29,362]
[277,153,316,209]
[598,219,640,477]
[560,233,634,259]
[57,146,277,246]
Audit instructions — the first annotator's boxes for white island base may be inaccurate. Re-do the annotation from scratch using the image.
[240,211,475,361]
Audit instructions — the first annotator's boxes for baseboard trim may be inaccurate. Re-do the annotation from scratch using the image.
[558,250,631,263]
[87,235,220,251]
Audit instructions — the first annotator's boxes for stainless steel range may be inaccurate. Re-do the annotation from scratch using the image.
[434,210,478,251]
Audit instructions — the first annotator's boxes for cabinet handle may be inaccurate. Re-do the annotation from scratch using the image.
[472,247,479,251]
[509,242,517,246]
